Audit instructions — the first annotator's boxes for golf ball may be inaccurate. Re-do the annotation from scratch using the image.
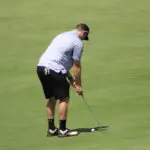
[91,128,95,132]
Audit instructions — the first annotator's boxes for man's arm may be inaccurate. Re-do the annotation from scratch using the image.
[70,40,83,95]
[72,60,82,87]
[72,41,83,85]
[66,61,83,95]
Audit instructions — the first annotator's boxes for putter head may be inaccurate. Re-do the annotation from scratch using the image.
[93,125,109,132]
[74,125,109,133]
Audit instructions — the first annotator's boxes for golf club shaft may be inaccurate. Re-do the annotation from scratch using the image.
[81,95,100,126]
[66,73,101,126]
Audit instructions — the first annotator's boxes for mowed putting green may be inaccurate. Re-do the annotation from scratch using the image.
[0,0,150,150]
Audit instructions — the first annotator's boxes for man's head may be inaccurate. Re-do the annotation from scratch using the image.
[75,23,90,41]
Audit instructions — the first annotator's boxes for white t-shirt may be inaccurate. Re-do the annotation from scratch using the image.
[37,30,83,74]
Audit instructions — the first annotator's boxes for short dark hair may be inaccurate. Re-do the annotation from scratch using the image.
[75,23,90,33]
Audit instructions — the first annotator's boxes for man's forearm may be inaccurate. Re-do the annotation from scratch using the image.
[72,65,82,86]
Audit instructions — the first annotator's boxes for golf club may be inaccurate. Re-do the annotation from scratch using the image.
[66,73,102,131]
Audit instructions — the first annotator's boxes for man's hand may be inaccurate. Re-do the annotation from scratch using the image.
[66,72,83,95]
[75,85,83,95]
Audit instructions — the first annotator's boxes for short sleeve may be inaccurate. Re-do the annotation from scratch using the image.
[72,41,83,61]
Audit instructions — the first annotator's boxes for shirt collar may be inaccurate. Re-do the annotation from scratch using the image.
[71,30,81,40]
[71,30,78,36]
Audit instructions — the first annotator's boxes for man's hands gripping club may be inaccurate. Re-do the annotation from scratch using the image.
[67,60,83,95]
[66,72,83,95]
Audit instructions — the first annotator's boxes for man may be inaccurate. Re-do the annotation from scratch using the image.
[36,23,90,137]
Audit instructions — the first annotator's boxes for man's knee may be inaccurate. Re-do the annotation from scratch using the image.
[46,97,56,107]
[59,97,69,103]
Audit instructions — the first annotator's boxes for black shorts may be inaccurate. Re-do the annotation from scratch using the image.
[36,66,70,100]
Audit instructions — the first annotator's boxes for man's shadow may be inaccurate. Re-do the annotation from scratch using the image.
[73,125,109,133]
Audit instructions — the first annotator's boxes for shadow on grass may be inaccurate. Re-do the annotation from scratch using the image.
[73,125,109,133]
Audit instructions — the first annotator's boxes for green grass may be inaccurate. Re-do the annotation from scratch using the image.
[0,0,150,150]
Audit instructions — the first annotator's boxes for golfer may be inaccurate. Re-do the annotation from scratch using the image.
[36,23,90,137]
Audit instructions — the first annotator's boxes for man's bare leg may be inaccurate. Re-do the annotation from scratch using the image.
[58,99,69,131]
[58,98,79,137]
[46,97,57,130]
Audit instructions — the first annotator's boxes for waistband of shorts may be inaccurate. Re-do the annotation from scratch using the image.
[37,66,67,75]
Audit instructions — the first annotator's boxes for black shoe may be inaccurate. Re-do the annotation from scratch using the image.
[57,129,79,137]
[47,128,58,137]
